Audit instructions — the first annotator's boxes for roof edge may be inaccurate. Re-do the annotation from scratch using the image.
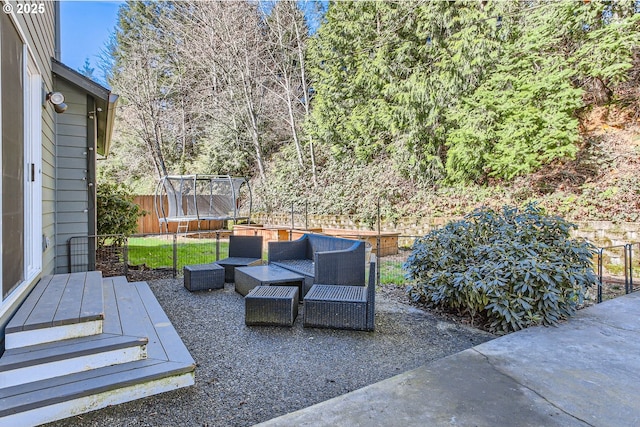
[51,58,110,101]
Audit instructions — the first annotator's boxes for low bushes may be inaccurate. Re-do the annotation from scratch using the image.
[97,183,145,247]
[404,204,599,334]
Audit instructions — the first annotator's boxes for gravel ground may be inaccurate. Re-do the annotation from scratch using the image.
[44,280,494,427]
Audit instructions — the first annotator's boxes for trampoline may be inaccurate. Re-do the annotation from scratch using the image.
[154,175,252,233]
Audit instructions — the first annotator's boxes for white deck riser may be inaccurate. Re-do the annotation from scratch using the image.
[0,372,195,427]
[1,346,147,389]
[5,320,103,350]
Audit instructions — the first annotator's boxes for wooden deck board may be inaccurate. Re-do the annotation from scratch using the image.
[112,282,148,340]
[133,282,194,364]
[110,280,172,361]
[23,274,70,331]
[0,334,146,371]
[5,276,53,333]
[0,359,166,399]
[7,273,105,334]
[101,278,123,335]
[52,273,85,326]
[111,276,129,286]
[0,359,192,417]
[80,271,105,322]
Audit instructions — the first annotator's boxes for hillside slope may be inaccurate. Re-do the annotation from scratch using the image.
[253,106,640,224]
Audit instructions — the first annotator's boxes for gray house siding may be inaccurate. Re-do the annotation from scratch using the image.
[54,80,90,273]
[50,60,118,275]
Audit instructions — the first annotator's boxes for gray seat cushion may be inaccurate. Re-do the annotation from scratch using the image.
[271,259,314,278]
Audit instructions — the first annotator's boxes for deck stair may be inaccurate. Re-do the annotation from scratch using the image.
[0,272,195,427]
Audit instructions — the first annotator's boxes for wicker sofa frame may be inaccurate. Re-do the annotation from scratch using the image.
[267,234,365,298]
[303,259,376,331]
[216,235,263,282]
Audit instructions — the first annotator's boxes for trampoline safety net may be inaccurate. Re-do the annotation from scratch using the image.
[155,175,251,232]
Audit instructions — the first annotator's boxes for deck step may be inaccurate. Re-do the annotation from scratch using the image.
[0,359,194,426]
[0,277,195,426]
[5,272,105,349]
[0,334,148,388]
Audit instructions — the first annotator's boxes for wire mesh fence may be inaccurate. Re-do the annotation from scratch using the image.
[70,232,639,305]
[71,231,235,281]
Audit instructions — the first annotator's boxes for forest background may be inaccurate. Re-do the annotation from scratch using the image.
[94,0,640,226]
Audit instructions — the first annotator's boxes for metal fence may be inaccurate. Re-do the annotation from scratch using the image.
[69,233,639,304]
[595,243,639,303]
[70,232,233,281]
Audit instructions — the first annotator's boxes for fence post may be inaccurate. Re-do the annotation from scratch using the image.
[376,197,381,287]
[624,244,630,294]
[173,233,177,279]
[597,248,603,304]
[123,236,129,277]
[632,244,637,293]
[289,202,294,241]
[216,231,220,261]
[626,244,633,294]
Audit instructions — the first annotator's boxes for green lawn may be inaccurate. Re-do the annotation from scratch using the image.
[379,259,408,285]
[126,236,407,284]
[127,236,230,269]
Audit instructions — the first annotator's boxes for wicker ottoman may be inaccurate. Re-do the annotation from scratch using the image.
[303,284,372,331]
[245,286,299,326]
[183,263,225,292]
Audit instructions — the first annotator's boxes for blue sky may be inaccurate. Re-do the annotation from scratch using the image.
[60,1,123,84]
[59,0,326,86]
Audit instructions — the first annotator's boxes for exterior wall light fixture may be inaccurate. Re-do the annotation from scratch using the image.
[46,91,68,113]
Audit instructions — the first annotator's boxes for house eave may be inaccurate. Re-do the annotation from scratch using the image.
[51,58,118,157]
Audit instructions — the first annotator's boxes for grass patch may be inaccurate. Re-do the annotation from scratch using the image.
[127,236,230,269]
[379,259,408,285]
[604,264,625,275]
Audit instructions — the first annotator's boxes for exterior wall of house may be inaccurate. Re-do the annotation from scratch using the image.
[0,5,56,342]
[54,79,90,273]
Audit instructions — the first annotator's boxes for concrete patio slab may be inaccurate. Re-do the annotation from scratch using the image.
[256,292,640,427]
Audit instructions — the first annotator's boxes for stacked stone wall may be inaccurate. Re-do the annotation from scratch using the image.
[252,212,640,248]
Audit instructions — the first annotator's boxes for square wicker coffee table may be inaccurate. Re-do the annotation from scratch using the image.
[235,265,305,297]
[245,285,299,326]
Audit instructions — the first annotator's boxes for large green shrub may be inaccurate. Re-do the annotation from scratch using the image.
[404,204,598,334]
[97,183,144,247]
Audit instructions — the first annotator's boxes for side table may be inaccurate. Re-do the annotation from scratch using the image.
[183,263,225,292]
[245,286,299,326]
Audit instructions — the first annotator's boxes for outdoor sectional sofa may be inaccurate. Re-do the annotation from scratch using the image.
[268,233,366,298]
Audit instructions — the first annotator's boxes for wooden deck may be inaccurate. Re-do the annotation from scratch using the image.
[6,271,103,332]
[5,272,105,350]
[0,273,195,425]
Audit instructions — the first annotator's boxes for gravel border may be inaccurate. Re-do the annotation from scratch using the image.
[44,280,494,427]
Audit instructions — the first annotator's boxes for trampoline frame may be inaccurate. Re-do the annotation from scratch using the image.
[154,174,252,233]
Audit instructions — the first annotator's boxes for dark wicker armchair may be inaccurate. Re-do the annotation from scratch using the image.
[216,235,263,282]
[303,258,376,331]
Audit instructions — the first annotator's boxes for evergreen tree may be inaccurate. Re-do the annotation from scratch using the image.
[78,58,95,79]
[446,1,640,182]
[307,1,506,182]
